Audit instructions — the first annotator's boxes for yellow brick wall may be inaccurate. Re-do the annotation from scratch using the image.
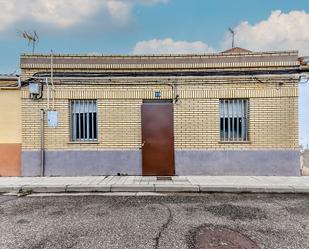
[20,77,299,151]
[0,89,21,143]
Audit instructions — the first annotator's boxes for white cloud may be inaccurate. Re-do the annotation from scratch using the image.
[222,10,309,55]
[0,0,168,33]
[133,38,215,54]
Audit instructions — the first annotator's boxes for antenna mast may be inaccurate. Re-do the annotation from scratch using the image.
[19,30,39,54]
[228,28,235,48]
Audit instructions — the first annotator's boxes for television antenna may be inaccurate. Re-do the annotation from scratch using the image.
[18,30,39,54]
[228,28,235,48]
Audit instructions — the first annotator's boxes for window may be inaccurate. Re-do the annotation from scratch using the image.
[70,100,97,142]
[220,99,249,141]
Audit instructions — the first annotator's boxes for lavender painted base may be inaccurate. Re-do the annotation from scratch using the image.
[175,150,301,176]
[21,150,142,176]
[21,149,300,176]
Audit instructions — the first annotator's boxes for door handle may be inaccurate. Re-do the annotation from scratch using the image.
[140,141,146,150]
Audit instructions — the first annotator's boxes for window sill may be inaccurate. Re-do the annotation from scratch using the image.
[218,141,252,144]
[67,141,99,145]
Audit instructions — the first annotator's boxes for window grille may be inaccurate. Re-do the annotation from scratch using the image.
[220,99,249,141]
[70,100,97,142]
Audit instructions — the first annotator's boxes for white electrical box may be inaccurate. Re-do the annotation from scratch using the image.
[29,82,40,95]
[47,111,58,127]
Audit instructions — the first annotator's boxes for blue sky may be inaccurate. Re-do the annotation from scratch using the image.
[0,0,308,145]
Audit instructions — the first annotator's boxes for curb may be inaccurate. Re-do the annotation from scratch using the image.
[155,184,199,192]
[66,185,111,192]
[22,185,67,193]
[111,184,155,192]
[1,185,309,194]
[0,186,21,193]
[198,185,295,193]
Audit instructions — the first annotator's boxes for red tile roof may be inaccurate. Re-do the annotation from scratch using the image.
[222,47,252,54]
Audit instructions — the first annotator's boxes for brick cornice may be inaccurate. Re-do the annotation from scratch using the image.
[20,51,300,71]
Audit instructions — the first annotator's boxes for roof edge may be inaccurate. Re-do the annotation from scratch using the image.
[20,50,299,58]
[0,74,19,80]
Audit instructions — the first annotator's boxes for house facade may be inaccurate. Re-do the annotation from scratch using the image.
[0,75,21,176]
[20,50,300,176]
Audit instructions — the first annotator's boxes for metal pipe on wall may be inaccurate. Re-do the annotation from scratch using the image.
[167,82,179,104]
[0,76,21,89]
[31,72,303,81]
[51,51,55,109]
[40,109,45,177]
[28,75,301,87]
[45,77,50,110]
[18,77,21,88]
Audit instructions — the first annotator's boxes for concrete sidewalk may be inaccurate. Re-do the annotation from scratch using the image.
[1,176,309,194]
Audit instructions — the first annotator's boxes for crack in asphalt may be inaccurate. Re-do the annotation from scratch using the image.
[154,203,173,249]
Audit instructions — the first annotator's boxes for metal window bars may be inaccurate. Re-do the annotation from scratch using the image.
[71,100,97,142]
[220,99,248,141]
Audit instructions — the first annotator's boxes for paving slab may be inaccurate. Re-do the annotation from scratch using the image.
[187,176,260,185]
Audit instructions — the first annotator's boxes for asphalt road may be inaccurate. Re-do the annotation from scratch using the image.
[0,193,308,249]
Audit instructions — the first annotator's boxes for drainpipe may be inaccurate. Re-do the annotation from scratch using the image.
[40,109,45,177]
[51,51,55,109]
[167,82,179,104]
[45,77,50,110]
[18,76,21,88]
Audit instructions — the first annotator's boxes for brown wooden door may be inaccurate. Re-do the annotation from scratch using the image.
[141,101,175,176]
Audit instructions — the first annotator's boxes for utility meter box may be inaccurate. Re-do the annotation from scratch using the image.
[155,91,161,98]
[47,111,58,127]
[29,82,40,95]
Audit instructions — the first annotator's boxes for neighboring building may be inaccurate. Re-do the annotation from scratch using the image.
[301,149,309,176]
[20,49,301,176]
[303,150,309,169]
[0,75,21,176]
[299,56,309,176]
